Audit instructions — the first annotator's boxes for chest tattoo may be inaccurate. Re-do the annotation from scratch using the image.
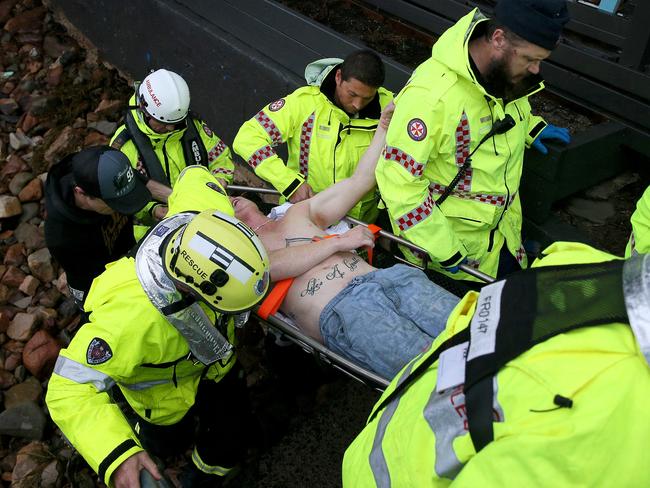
[343,255,361,271]
[300,278,323,297]
[326,264,345,280]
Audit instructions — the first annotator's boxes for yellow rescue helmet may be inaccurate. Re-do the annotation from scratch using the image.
[162,209,270,313]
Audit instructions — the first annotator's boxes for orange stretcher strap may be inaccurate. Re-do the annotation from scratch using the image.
[365,224,382,266]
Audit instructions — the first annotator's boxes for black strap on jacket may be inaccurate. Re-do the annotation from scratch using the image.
[368,259,630,454]
[119,111,209,186]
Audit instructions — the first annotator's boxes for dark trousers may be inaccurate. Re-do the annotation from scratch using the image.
[123,366,253,470]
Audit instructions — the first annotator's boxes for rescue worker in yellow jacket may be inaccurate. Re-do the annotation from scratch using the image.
[233,50,393,222]
[376,0,571,281]
[626,185,650,257]
[46,166,271,488]
[110,69,235,235]
[343,241,650,487]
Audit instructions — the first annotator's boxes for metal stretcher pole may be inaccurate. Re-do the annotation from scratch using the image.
[227,185,495,284]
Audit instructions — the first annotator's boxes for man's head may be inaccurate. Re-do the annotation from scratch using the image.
[334,50,385,115]
[482,0,569,97]
[162,209,270,314]
[230,196,264,225]
[138,68,190,134]
[72,146,151,215]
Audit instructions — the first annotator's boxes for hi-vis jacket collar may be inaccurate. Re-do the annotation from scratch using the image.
[135,212,233,365]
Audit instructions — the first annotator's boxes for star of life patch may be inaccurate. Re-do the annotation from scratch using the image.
[407,118,427,141]
[202,124,213,137]
[86,337,113,365]
[269,98,285,112]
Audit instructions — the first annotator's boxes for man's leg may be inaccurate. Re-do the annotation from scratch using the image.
[182,365,253,486]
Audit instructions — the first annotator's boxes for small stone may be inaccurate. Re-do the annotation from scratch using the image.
[19,112,38,133]
[8,131,32,150]
[94,98,122,116]
[18,275,39,296]
[1,154,28,180]
[0,195,21,218]
[45,60,62,87]
[3,6,47,33]
[71,117,85,129]
[1,266,26,288]
[83,130,108,147]
[3,243,25,266]
[0,451,16,473]
[22,330,60,380]
[0,0,18,24]
[19,202,39,223]
[27,248,54,282]
[8,172,33,196]
[14,222,44,250]
[11,441,50,488]
[10,294,32,310]
[4,377,42,409]
[0,369,16,389]
[37,287,61,308]
[3,351,20,371]
[17,178,42,202]
[0,309,9,332]
[0,97,19,115]
[40,460,60,488]
[43,126,77,166]
[87,120,117,136]
[7,312,38,341]
[27,94,49,115]
[25,59,41,74]
[14,364,25,382]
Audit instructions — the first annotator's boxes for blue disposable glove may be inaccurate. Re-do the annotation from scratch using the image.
[531,124,571,155]
[444,257,468,274]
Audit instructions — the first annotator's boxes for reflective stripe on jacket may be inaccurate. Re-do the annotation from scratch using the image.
[343,242,650,487]
[45,167,235,486]
[376,9,547,280]
[233,61,393,222]
[110,95,235,223]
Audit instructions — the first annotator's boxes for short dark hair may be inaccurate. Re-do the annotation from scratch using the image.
[339,49,385,88]
[484,19,527,46]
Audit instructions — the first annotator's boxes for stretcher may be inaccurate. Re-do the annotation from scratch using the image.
[228,184,494,390]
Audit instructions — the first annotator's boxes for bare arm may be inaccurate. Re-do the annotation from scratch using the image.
[307,101,394,228]
[145,179,172,203]
[268,226,375,281]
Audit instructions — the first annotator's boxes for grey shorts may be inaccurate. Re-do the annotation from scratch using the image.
[319,264,460,380]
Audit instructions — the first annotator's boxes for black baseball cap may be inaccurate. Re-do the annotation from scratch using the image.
[72,146,151,214]
[495,0,569,51]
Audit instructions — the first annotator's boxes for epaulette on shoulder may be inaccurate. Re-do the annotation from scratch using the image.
[110,127,131,150]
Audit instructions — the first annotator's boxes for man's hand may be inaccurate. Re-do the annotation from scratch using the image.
[152,205,168,221]
[336,225,376,252]
[531,124,571,155]
[379,101,396,130]
[112,451,162,488]
[288,182,314,203]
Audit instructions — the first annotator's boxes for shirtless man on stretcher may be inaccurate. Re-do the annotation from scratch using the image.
[232,102,460,379]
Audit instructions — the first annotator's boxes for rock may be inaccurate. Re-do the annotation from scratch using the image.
[27,248,54,282]
[8,172,33,196]
[0,0,18,24]
[19,111,38,133]
[3,243,25,266]
[14,222,44,250]
[3,351,20,371]
[25,59,42,74]
[71,117,85,129]
[566,197,616,225]
[83,130,108,146]
[45,60,62,87]
[27,94,49,115]
[13,364,25,382]
[8,130,32,150]
[0,451,16,474]
[1,154,28,180]
[22,330,60,380]
[0,195,21,218]
[1,266,26,288]
[0,369,16,388]
[87,119,117,135]
[4,377,42,409]
[18,275,39,296]
[94,98,122,116]
[43,126,76,166]
[17,178,42,202]
[10,294,32,310]
[54,271,68,296]
[0,309,8,332]
[37,287,61,308]
[40,460,60,488]
[57,296,77,321]
[3,6,47,33]
[42,34,68,58]
[7,312,38,341]
[11,441,50,488]
[19,202,39,223]
[0,97,19,115]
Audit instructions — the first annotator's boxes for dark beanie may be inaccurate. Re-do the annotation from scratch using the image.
[495,0,570,50]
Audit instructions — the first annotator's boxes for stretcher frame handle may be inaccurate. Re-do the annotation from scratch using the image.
[227,184,495,284]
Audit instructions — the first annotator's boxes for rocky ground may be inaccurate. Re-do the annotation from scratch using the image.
[0,0,646,487]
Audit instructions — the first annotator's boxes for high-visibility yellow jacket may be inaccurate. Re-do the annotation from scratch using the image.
[45,167,235,486]
[233,59,393,222]
[376,9,547,280]
[343,241,650,487]
[110,95,235,224]
[626,185,650,257]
